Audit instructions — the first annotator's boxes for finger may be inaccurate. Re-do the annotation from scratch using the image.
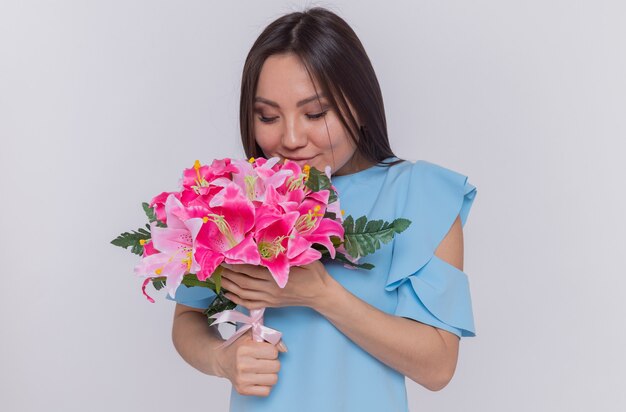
[221,279,269,303]
[222,271,272,291]
[222,263,268,280]
[251,373,279,387]
[224,292,265,310]
[250,343,279,360]
[245,385,272,397]
[245,359,281,374]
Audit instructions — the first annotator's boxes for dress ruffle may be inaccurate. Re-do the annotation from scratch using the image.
[385,160,477,337]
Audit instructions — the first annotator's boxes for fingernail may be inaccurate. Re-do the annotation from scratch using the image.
[277,341,288,352]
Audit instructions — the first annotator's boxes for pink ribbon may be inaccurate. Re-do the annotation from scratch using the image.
[209,308,282,349]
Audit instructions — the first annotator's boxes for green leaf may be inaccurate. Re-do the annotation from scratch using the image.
[181,274,217,292]
[391,218,411,234]
[304,167,339,204]
[213,266,223,294]
[354,216,367,233]
[304,167,328,192]
[328,188,338,205]
[110,229,151,256]
[343,215,354,232]
[142,202,158,222]
[142,201,167,227]
[323,211,337,220]
[152,278,166,291]
[342,214,412,260]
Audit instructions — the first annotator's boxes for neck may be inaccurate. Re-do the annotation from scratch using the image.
[333,153,376,176]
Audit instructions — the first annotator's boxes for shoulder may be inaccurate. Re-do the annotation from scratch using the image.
[387,158,476,269]
[384,158,469,183]
[387,159,475,211]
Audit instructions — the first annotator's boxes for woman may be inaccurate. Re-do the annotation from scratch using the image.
[169,7,477,411]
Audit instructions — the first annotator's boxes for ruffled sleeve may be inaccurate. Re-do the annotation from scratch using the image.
[386,160,477,338]
[165,285,217,310]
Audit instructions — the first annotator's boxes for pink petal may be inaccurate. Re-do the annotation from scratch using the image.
[223,234,261,265]
[142,241,158,257]
[150,225,192,254]
[164,194,187,230]
[286,234,312,259]
[162,259,188,298]
[289,247,322,267]
[257,211,299,241]
[263,253,291,289]
[141,278,156,303]
[134,252,170,277]
[306,189,330,205]
[311,218,344,238]
[209,183,256,237]
[194,221,231,253]
[305,234,338,259]
[194,247,225,281]
[184,217,204,241]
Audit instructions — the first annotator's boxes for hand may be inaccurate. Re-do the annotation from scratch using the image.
[219,260,330,310]
[216,328,287,397]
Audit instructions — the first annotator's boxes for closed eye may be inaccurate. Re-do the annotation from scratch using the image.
[307,110,328,120]
[258,115,278,123]
[257,110,328,124]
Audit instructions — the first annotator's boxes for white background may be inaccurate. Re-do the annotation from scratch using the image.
[1,1,625,411]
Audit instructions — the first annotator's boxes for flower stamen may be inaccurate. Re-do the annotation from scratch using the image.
[191,160,210,194]
[205,213,237,248]
[244,175,258,201]
[294,205,325,233]
[258,236,288,259]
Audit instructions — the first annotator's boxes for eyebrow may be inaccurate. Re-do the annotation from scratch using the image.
[254,93,327,108]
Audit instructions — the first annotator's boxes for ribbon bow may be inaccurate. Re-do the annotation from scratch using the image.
[209,308,282,349]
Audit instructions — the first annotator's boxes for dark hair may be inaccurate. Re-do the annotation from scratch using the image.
[239,6,404,169]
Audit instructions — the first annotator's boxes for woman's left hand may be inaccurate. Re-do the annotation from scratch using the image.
[219,261,331,310]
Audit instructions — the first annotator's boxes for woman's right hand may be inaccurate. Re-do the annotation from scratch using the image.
[216,329,288,397]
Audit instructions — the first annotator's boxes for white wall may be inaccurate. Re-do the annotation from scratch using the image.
[1,1,624,411]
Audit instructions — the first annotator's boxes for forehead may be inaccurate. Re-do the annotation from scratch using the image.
[255,54,325,103]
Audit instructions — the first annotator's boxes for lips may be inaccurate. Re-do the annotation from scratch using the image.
[282,155,317,168]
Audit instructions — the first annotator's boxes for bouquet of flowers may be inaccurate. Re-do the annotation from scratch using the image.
[112,157,410,347]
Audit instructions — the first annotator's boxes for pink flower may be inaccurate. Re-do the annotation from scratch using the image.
[193,183,261,280]
[181,158,238,190]
[142,240,158,257]
[254,210,303,288]
[178,159,238,208]
[230,157,294,202]
[289,189,344,259]
[134,194,203,298]
[149,191,181,224]
[140,157,347,296]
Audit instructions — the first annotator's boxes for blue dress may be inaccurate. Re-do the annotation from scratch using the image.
[167,156,477,411]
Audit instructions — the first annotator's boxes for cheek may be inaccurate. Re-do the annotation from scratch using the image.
[311,114,353,149]
[253,125,279,152]
[320,122,356,152]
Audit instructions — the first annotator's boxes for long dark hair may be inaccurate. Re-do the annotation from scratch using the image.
[239,7,404,169]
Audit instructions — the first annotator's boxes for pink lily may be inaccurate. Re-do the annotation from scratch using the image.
[134,194,203,298]
[193,182,261,280]
[254,210,320,288]
[231,157,294,202]
[181,158,238,190]
[178,159,238,208]
[149,191,182,224]
[294,190,344,258]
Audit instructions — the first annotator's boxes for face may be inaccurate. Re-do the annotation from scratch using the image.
[253,53,370,176]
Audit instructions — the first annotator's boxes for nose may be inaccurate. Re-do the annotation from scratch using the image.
[281,116,308,151]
